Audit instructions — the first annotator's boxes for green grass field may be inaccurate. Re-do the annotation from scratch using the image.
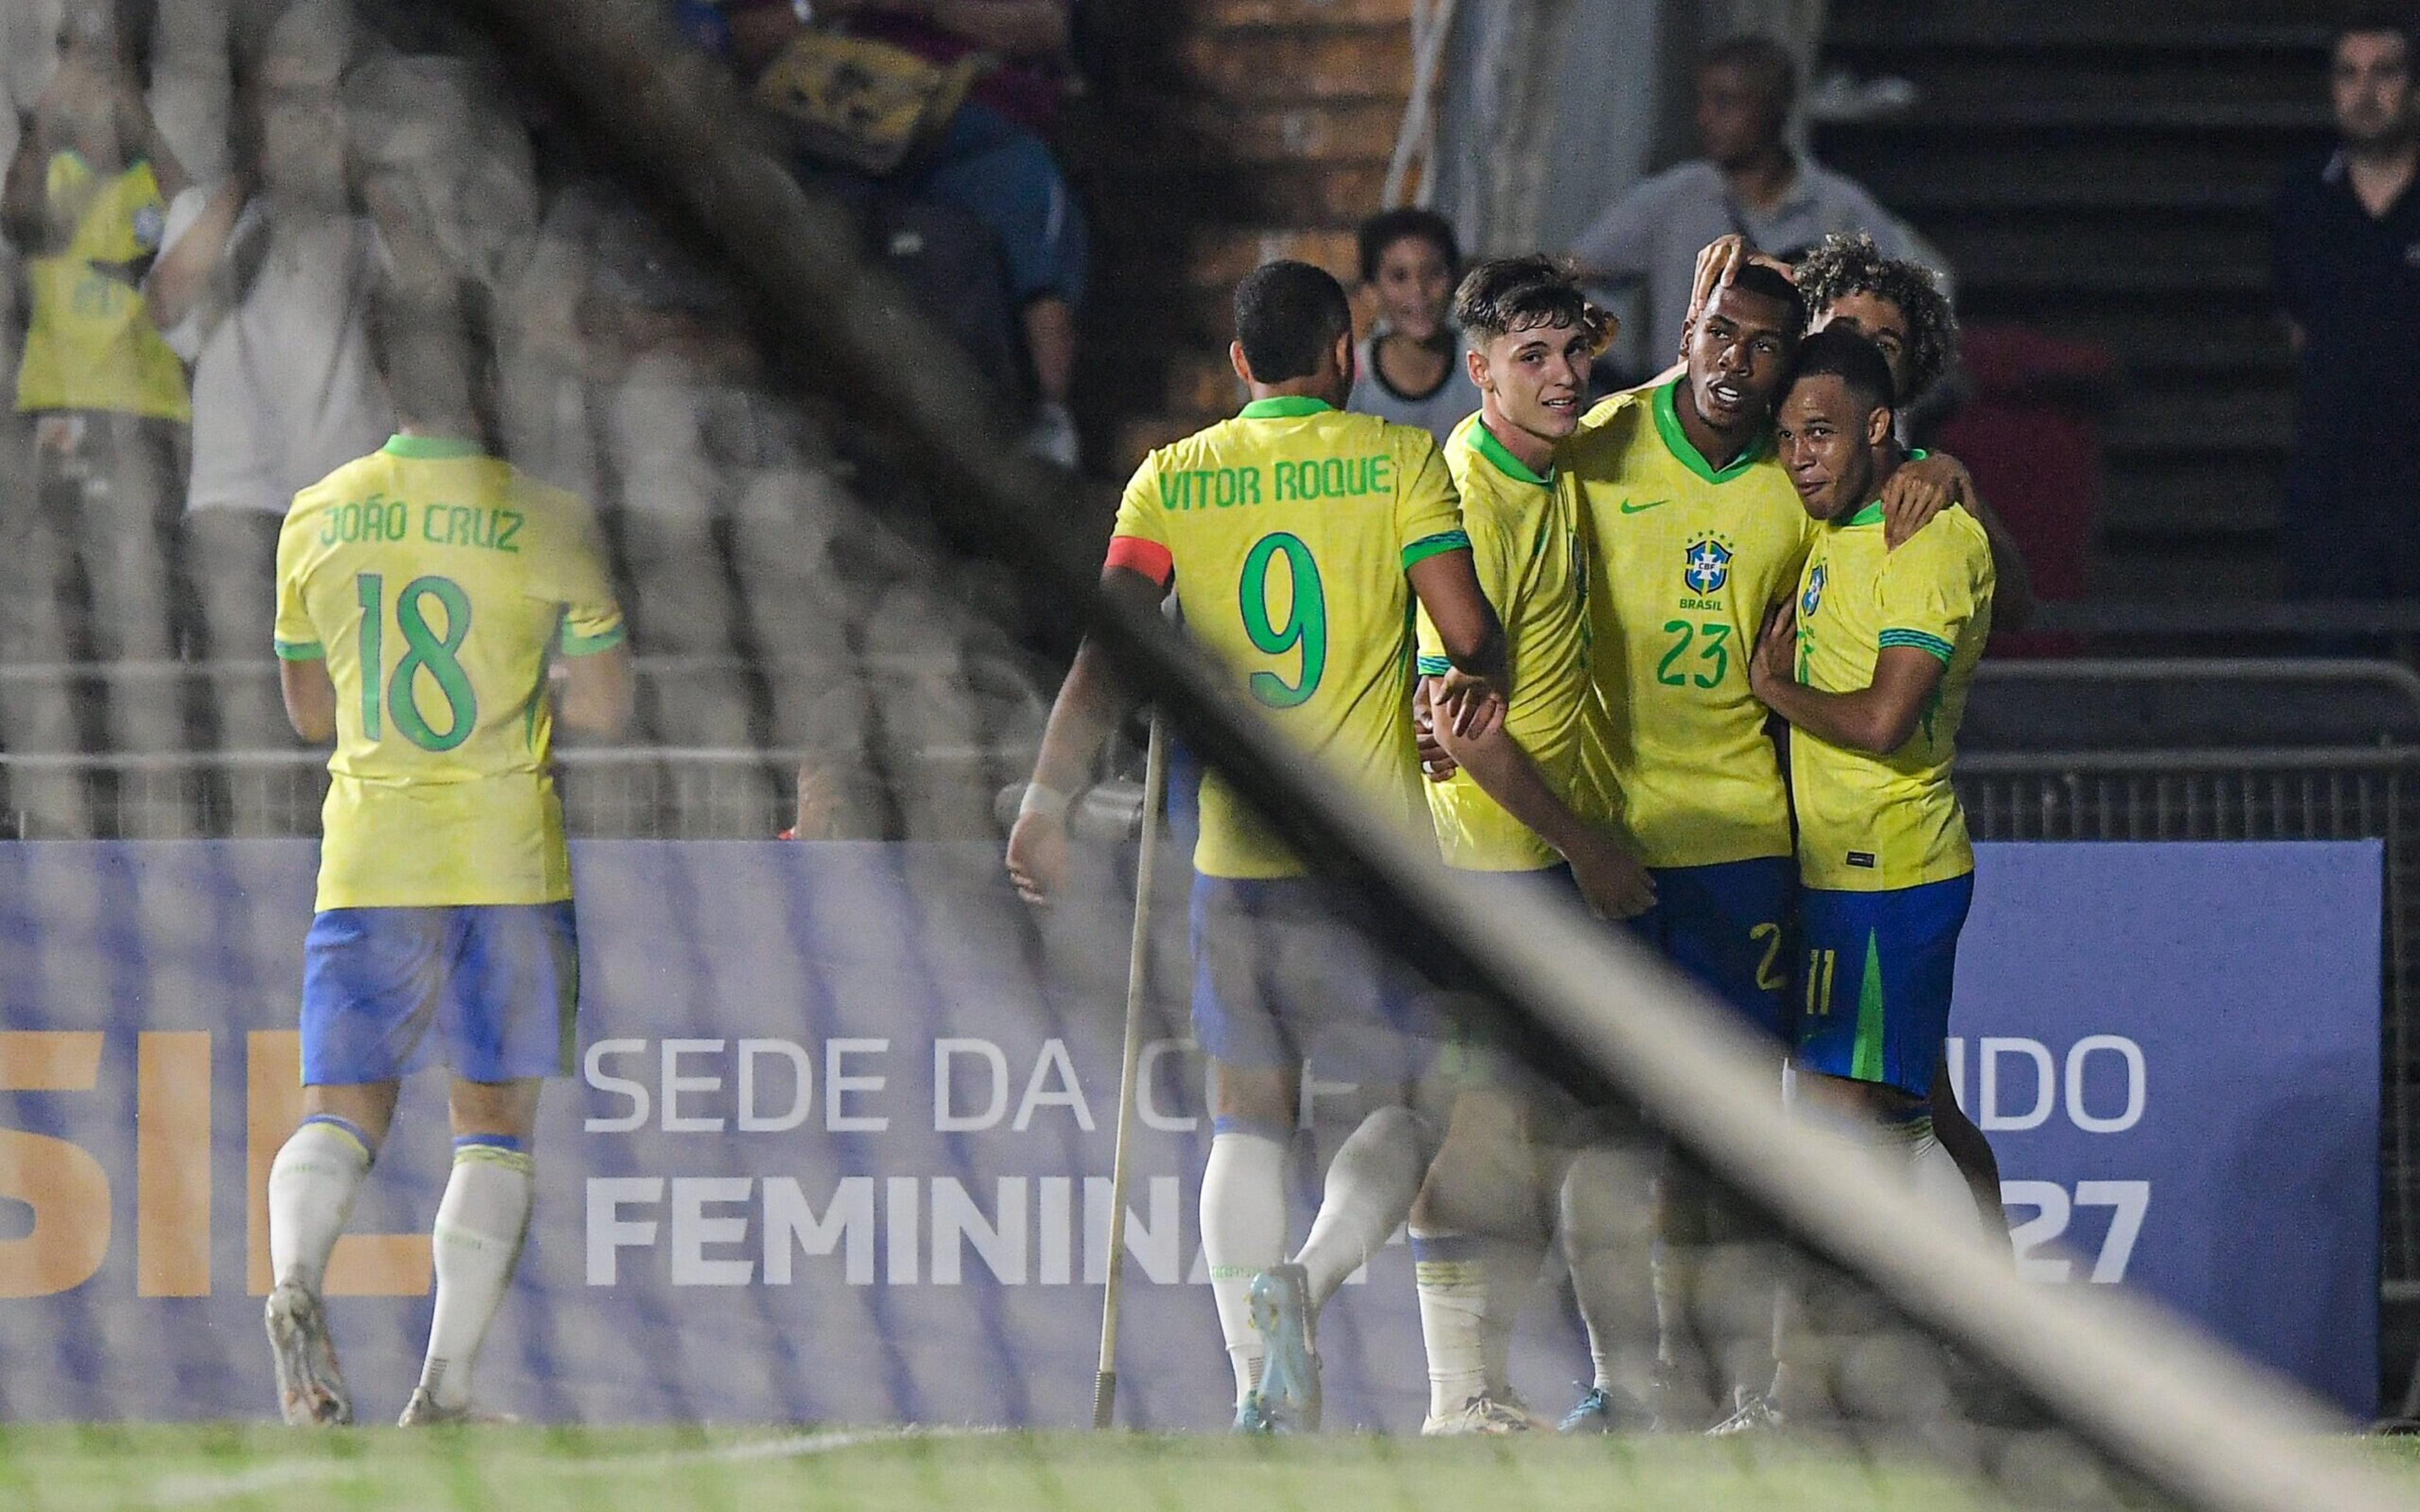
[6,1426,2419,1511]
[11,1426,2419,1512]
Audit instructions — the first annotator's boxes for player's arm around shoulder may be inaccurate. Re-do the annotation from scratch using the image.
[1397,430,1510,735]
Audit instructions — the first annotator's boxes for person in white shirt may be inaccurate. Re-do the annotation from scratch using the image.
[1345,207,1483,446]
[147,2,392,827]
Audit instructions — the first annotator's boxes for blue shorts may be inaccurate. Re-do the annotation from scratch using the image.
[1190,874,1438,1084]
[1794,873,1974,1099]
[301,903,580,1085]
[1626,857,1794,1038]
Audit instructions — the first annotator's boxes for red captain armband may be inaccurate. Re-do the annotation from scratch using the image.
[1103,536,1174,586]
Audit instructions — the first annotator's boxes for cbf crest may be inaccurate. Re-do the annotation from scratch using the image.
[1683,536,1734,597]
[1801,563,1827,617]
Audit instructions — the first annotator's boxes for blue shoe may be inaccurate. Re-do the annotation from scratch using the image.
[1559,1383,1649,1433]
[1248,1263,1322,1432]
[1233,1391,1278,1435]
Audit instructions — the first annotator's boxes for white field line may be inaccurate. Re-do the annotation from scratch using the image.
[146,1424,994,1507]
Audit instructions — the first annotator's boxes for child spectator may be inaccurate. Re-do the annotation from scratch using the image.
[1346,208,1481,446]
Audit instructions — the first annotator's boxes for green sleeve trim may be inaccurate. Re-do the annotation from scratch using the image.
[1401,529,1473,570]
[273,638,325,662]
[1415,655,1453,677]
[1878,628,1954,663]
[558,621,628,656]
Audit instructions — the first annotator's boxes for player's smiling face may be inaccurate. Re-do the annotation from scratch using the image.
[1685,287,1797,435]
[1812,293,1912,402]
[1775,375,1880,522]
[1475,317,1594,445]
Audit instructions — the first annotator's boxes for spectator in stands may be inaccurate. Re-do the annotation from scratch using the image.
[146,2,394,824]
[1345,208,1482,447]
[1571,33,1932,378]
[1,0,192,821]
[725,0,1088,467]
[2273,8,2420,598]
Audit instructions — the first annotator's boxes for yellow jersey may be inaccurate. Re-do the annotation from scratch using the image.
[1416,413,1589,872]
[1107,396,1468,879]
[1789,499,1993,891]
[1567,380,1813,869]
[274,435,627,911]
[14,153,189,421]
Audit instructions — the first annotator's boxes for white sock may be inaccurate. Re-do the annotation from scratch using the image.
[1561,1145,1640,1391]
[1201,1128,1289,1406]
[1906,1118,1983,1234]
[418,1138,534,1410]
[1294,1104,1426,1308]
[1479,1234,1545,1396]
[267,1116,373,1293]
[1410,1227,1487,1417]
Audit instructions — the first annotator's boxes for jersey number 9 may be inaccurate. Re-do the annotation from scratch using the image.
[354,573,480,752]
[1239,532,1326,709]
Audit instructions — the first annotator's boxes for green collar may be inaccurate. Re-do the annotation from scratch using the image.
[1651,379,1766,483]
[1471,418,1552,486]
[1239,396,1335,420]
[381,434,483,460]
[1841,453,1918,526]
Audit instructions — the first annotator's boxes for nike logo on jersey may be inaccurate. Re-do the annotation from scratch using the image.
[1620,498,1672,514]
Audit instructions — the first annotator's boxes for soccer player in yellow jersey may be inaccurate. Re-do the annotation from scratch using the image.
[1402,257,1652,1434]
[260,292,632,1428]
[1006,260,1509,1432]
[1750,328,1991,1204]
[1545,263,1814,1430]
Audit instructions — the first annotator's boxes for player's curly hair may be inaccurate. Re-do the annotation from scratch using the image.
[1792,232,1958,404]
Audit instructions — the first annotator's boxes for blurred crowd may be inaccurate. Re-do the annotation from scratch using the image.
[0,0,1078,839]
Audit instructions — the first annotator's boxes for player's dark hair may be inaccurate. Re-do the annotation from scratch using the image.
[2336,6,2416,54]
[1233,260,1354,386]
[364,278,502,450]
[1356,208,1461,285]
[1786,326,1898,420]
[1699,33,1799,113]
[1711,260,1808,335]
[1452,255,1606,350]
[1794,232,1959,402]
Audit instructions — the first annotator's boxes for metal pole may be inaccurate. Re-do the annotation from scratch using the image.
[1093,713,1170,1429]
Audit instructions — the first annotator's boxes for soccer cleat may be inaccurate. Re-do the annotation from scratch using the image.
[1705,1386,1785,1437]
[1231,1392,1279,1435]
[1247,1263,1322,1432]
[1559,1382,1651,1433]
[264,1281,352,1427]
[1424,1393,1543,1436]
[398,1389,520,1426]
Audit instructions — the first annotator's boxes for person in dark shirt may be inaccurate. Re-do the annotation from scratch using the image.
[727,0,1087,467]
[2273,8,2420,597]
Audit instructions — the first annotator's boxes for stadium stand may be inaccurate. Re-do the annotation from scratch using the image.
[3,2,2420,1506]
[1816,0,2336,602]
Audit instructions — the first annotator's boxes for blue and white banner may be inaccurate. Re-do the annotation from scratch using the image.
[0,840,2380,1426]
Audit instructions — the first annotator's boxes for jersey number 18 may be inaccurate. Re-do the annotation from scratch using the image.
[354,572,479,752]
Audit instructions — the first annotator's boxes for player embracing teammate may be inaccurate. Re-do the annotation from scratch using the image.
[1012,239,2009,1434]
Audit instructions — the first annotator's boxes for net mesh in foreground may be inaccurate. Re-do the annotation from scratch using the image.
[0,4,2404,1512]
